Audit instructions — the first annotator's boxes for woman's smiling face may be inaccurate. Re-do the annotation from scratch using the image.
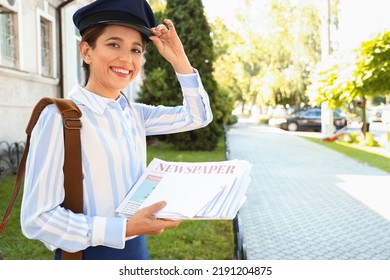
[80,25,145,99]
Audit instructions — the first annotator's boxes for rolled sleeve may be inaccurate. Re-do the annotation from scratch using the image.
[176,69,199,88]
[91,216,127,249]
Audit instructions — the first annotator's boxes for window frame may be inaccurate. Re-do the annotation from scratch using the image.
[0,10,18,68]
[36,8,56,78]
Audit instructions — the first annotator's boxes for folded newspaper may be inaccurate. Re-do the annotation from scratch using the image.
[115,158,252,220]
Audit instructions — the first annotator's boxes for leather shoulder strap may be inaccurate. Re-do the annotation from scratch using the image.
[0,97,83,260]
[51,98,83,213]
[53,98,83,260]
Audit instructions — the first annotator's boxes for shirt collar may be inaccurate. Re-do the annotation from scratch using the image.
[68,85,127,114]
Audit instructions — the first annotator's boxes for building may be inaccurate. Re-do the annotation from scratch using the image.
[0,0,142,144]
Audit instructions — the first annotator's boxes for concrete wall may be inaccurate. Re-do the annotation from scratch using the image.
[0,0,144,143]
[0,0,61,143]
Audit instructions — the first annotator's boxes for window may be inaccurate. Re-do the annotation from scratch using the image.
[0,12,16,67]
[301,109,320,118]
[40,17,52,77]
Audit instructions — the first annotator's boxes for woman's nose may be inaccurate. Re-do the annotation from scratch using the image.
[119,49,133,62]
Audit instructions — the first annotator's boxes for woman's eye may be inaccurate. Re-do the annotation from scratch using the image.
[108,43,119,48]
[132,48,142,54]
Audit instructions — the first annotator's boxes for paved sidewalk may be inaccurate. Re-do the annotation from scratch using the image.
[227,121,390,260]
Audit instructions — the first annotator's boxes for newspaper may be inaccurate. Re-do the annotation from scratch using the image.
[115,158,252,220]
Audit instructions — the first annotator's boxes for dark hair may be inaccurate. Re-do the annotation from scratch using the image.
[80,24,147,86]
[81,25,108,86]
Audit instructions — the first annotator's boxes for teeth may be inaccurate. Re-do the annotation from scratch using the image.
[112,68,130,74]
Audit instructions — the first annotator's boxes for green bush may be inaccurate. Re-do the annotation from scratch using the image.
[343,132,360,144]
[138,0,233,151]
[341,132,381,148]
[227,115,238,125]
[364,133,382,147]
[258,117,270,124]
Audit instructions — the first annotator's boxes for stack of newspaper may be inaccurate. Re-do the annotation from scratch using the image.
[115,158,252,220]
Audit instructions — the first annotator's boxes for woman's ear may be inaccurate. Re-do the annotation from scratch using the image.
[79,41,92,64]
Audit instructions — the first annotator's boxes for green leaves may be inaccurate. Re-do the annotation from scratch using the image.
[139,0,228,151]
[308,31,390,109]
[355,31,390,96]
[212,0,323,112]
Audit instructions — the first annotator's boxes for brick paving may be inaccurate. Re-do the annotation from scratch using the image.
[227,121,390,260]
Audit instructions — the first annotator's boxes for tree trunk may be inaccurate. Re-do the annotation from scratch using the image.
[362,98,367,137]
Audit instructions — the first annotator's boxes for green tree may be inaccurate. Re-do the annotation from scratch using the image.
[354,31,390,96]
[354,31,390,134]
[307,51,356,109]
[307,31,390,135]
[265,0,322,108]
[149,0,166,11]
[163,0,224,150]
[210,0,323,115]
[138,0,226,150]
[310,31,390,105]
[209,18,237,118]
[211,18,251,114]
[137,9,168,105]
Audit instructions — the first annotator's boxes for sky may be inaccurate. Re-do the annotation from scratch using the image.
[337,0,390,50]
[202,0,390,51]
[202,0,244,21]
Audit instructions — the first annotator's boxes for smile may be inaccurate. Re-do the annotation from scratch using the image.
[111,67,130,75]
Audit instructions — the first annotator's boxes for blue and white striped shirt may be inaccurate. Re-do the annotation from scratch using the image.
[20,70,212,252]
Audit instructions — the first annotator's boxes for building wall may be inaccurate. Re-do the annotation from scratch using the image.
[0,0,145,143]
[0,0,61,143]
[0,69,59,142]
[62,0,91,97]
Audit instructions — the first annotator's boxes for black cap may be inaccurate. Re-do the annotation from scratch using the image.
[73,0,156,40]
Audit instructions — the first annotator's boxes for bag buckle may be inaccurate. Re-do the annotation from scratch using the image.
[63,118,82,130]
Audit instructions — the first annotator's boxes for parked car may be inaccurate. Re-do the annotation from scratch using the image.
[277,108,347,132]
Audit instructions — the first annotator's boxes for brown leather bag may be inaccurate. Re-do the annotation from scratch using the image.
[0,97,83,260]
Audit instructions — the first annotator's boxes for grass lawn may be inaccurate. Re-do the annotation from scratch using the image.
[0,138,234,260]
[0,175,54,260]
[301,136,390,173]
[146,139,234,260]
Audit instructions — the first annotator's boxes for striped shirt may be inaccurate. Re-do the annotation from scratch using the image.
[20,70,212,252]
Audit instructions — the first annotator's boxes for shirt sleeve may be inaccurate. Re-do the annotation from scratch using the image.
[176,71,199,88]
[140,69,213,135]
[20,105,127,252]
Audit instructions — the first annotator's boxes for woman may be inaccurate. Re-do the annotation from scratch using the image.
[20,0,212,260]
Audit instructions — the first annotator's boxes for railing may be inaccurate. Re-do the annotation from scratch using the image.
[0,141,25,179]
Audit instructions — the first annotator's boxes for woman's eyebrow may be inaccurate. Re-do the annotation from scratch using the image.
[133,42,143,48]
[105,36,124,42]
[105,36,143,47]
